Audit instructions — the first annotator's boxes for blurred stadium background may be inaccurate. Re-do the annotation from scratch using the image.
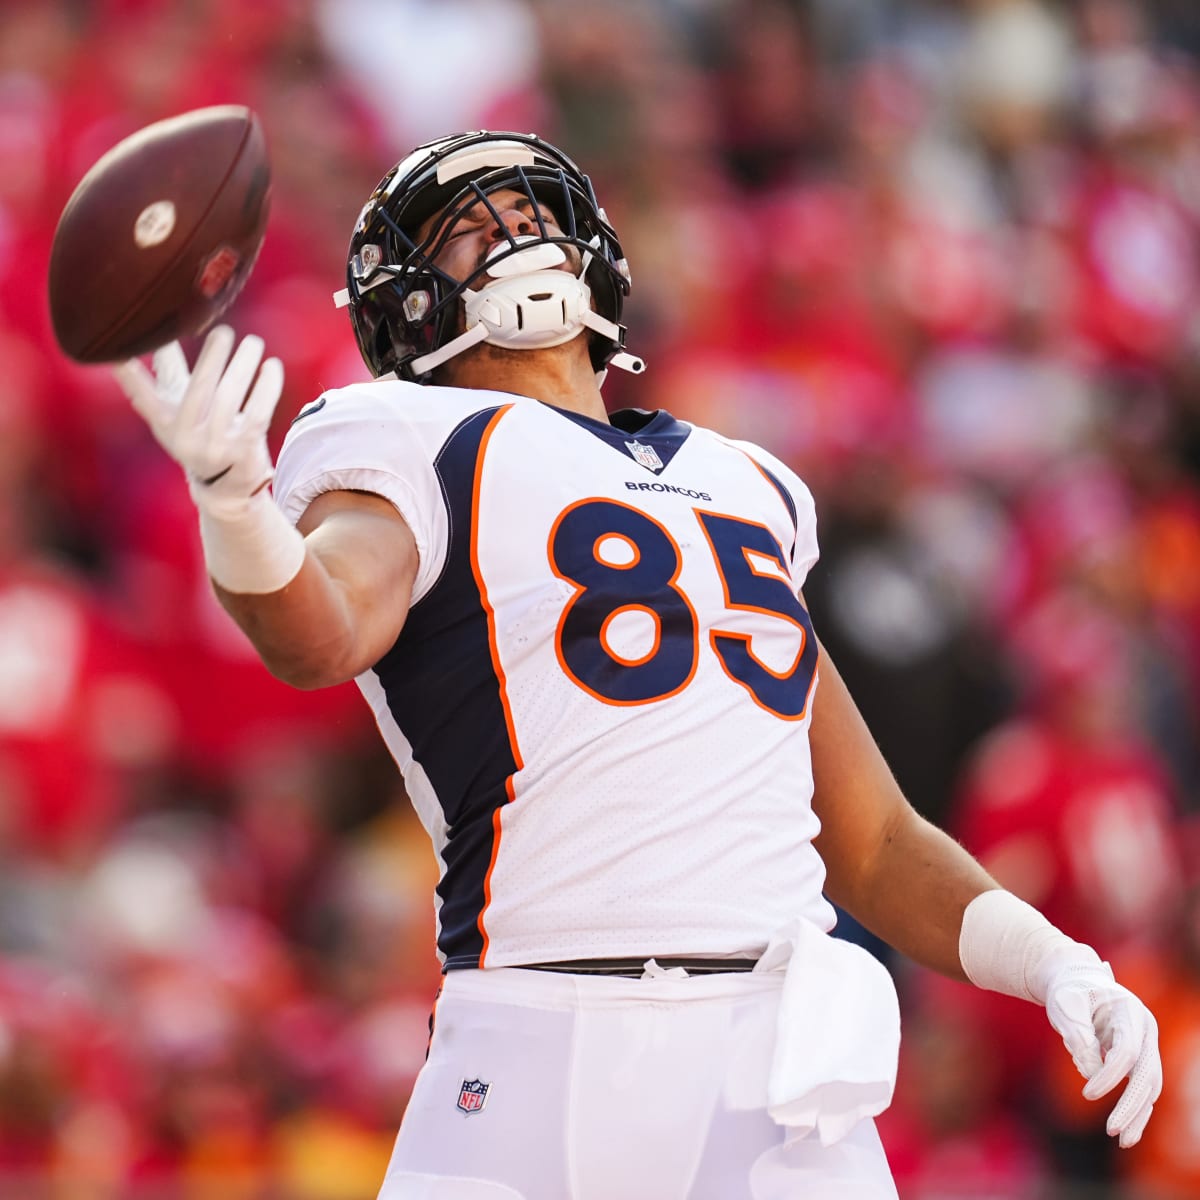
[3,0,1200,1196]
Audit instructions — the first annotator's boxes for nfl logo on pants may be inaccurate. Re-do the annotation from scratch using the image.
[457,1078,490,1114]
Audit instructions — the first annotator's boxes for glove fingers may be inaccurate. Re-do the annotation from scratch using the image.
[211,334,266,430]
[1083,1023,1139,1101]
[112,357,165,425]
[242,356,285,433]
[1111,1066,1159,1145]
[179,325,236,426]
[1043,961,1162,1149]
[1052,1012,1104,1080]
[151,340,191,407]
[1118,1101,1154,1150]
[1110,1080,1156,1140]
[1106,1029,1163,1139]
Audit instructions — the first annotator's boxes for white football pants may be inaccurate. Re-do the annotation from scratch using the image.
[377,965,898,1200]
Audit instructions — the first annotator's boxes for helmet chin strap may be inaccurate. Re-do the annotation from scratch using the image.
[410,240,645,380]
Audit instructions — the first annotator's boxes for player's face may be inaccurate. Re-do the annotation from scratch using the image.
[419,188,578,285]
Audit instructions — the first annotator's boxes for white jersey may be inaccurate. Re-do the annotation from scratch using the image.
[274,381,835,969]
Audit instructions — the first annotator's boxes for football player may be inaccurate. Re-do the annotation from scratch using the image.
[116,132,1161,1200]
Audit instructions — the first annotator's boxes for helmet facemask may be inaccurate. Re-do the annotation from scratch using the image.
[336,133,644,385]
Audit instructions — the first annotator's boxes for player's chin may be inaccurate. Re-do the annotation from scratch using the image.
[430,332,584,386]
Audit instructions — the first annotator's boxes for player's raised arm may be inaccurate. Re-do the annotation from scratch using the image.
[115,325,417,688]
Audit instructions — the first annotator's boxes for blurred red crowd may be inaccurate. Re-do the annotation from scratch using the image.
[4,0,1200,1197]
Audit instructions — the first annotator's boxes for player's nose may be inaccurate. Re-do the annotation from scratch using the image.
[489,207,535,240]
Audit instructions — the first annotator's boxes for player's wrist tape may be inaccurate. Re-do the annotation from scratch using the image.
[195,488,306,595]
[958,888,1106,1005]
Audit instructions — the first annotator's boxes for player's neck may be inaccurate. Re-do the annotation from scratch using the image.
[442,340,609,423]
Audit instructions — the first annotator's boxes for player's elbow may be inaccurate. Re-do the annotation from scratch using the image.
[257,639,365,690]
[263,657,343,691]
[212,563,393,691]
[229,608,370,690]
[816,797,914,916]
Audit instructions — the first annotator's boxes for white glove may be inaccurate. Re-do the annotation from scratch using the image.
[1040,954,1162,1149]
[960,889,1163,1150]
[114,325,284,518]
[113,325,304,595]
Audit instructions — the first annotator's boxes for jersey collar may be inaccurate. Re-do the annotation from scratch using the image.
[548,405,692,474]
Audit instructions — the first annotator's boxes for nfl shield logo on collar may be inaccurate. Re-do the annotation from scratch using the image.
[625,439,664,472]
[457,1078,490,1114]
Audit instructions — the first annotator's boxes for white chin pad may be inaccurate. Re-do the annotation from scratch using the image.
[486,237,568,278]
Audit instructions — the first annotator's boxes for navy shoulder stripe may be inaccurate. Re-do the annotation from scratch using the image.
[750,457,799,562]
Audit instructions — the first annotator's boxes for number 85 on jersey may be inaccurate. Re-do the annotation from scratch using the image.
[547,499,818,720]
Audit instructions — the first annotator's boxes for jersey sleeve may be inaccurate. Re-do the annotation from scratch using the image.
[273,382,448,603]
[726,439,819,585]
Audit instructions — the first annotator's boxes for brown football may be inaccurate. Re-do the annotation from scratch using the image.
[48,105,271,364]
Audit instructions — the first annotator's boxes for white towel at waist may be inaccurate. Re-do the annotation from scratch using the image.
[753,917,902,1147]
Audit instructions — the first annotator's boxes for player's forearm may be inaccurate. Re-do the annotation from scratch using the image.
[844,808,1001,980]
[213,548,371,689]
[210,494,417,689]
